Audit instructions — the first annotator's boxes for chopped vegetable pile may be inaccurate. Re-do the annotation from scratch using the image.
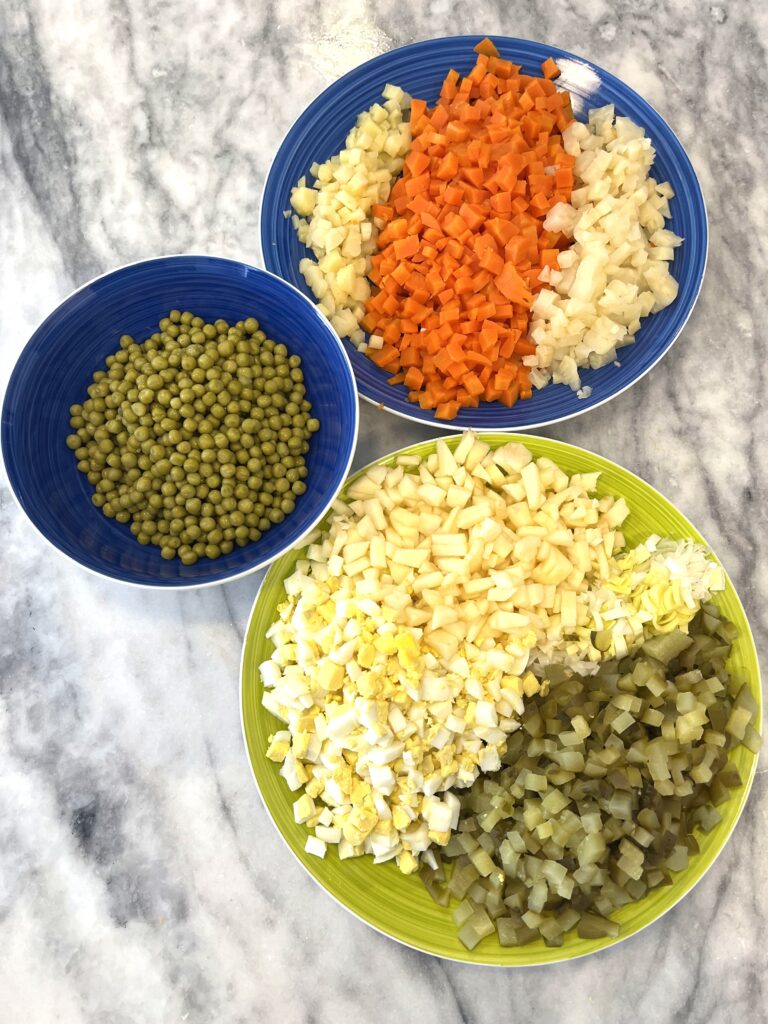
[360,45,575,419]
[288,38,683,419]
[261,434,744,900]
[527,108,680,391]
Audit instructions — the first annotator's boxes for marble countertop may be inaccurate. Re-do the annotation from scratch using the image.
[2,1,766,1021]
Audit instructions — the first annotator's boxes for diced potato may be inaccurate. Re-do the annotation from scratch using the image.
[290,87,411,349]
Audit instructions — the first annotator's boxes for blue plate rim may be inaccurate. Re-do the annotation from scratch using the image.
[0,254,361,591]
[259,34,708,433]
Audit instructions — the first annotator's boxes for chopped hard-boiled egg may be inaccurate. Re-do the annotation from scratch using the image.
[528,106,682,391]
[289,85,411,350]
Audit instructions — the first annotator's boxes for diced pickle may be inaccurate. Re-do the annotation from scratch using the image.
[577,912,620,939]
[452,898,475,927]
[457,909,495,950]
[427,607,760,950]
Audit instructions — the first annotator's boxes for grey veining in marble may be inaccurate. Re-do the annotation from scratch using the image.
[1,1,767,1021]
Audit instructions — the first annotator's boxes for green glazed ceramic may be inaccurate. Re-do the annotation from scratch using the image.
[241,434,762,965]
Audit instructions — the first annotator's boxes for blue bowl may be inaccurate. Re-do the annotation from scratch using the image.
[260,35,707,431]
[1,256,359,587]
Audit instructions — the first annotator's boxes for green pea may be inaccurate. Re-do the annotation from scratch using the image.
[69,310,320,562]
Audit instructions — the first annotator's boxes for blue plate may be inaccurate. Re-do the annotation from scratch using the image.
[260,35,707,431]
[1,256,359,588]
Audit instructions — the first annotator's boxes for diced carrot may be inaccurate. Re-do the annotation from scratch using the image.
[443,212,469,238]
[499,383,520,406]
[443,183,464,205]
[431,104,450,130]
[477,248,503,276]
[496,263,534,305]
[445,121,470,144]
[488,56,517,79]
[410,98,428,121]
[392,234,420,260]
[405,172,431,198]
[405,150,430,176]
[473,37,499,58]
[435,151,459,180]
[486,217,517,246]
[404,366,424,390]
[440,69,460,102]
[464,350,492,368]
[435,400,461,420]
[444,238,465,260]
[362,41,576,420]
[494,364,517,390]
[368,343,400,369]
[540,248,560,270]
[387,218,409,240]
[541,57,560,79]
[371,203,394,222]
[490,191,512,214]
[458,203,485,231]
[471,269,492,291]
[459,165,485,186]
[464,372,485,397]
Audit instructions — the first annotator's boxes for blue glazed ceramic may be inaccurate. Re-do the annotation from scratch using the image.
[260,35,707,431]
[1,256,359,587]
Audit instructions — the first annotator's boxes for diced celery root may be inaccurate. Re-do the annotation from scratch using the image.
[530,107,682,393]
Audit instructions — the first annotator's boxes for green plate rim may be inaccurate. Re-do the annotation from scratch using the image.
[240,432,762,966]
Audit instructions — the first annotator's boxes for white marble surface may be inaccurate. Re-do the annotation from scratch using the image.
[1,1,767,1021]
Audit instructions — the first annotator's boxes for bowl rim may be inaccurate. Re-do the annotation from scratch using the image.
[240,430,761,966]
[258,33,709,433]
[0,253,360,591]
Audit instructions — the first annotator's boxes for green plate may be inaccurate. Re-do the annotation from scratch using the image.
[240,434,762,965]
